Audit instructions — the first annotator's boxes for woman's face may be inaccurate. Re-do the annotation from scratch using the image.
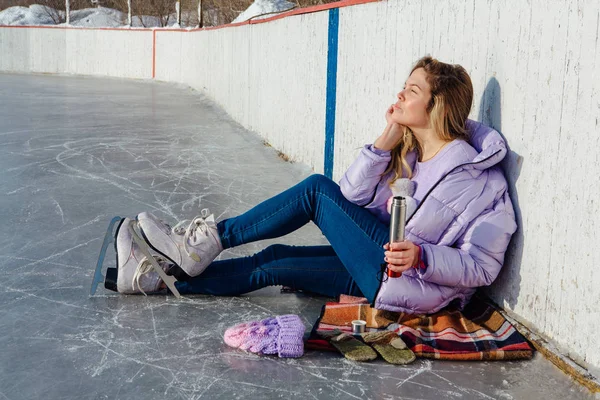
[390,67,432,129]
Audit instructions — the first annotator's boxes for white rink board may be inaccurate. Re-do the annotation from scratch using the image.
[0,27,152,78]
[154,15,329,172]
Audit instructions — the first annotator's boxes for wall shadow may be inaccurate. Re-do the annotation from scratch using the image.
[478,78,524,310]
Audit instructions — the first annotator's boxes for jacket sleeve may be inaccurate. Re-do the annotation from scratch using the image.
[338,144,391,206]
[416,191,517,288]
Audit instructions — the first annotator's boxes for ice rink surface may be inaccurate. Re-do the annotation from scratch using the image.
[0,73,594,399]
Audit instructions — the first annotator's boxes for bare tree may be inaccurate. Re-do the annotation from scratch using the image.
[197,0,202,27]
[0,0,36,9]
[40,0,65,24]
[145,0,174,26]
[296,0,327,6]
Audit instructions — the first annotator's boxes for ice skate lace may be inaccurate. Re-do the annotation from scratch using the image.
[172,208,212,262]
[133,256,167,296]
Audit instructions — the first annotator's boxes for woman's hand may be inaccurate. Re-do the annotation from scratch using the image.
[374,105,404,151]
[383,241,419,274]
[385,104,396,125]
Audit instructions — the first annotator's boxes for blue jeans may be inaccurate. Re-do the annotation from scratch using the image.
[175,174,390,302]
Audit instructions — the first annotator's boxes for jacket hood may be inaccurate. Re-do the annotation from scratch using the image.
[465,119,508,170]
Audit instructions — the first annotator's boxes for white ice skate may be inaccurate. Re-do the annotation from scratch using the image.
[90,217,181,298]
[136,209,223,279]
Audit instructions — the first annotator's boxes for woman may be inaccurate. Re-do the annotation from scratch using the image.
[109,56,517,314]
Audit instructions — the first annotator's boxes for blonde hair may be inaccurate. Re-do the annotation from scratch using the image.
[383,56,473,182]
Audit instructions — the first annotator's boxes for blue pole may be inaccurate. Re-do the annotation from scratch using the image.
[324,8,339,179]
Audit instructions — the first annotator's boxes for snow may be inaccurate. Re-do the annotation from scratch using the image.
[0,0,295,28]
[0,5,60,26]
[224,0,296,23]
[0,5,132,27]
[69,7,126,27]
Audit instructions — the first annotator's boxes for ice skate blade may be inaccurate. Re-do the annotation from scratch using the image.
[90,216,123,296]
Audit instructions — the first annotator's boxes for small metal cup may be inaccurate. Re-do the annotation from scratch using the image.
[351,320,366,334]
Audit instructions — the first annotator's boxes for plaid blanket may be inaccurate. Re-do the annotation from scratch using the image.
[307,294,534,361]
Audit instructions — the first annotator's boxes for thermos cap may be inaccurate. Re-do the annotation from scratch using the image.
[351,319,366,334]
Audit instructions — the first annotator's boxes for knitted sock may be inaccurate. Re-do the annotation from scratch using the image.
[362,331,416,365]
[317,330,377,362]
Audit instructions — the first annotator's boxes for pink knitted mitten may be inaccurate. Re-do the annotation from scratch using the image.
[224,315,305,358]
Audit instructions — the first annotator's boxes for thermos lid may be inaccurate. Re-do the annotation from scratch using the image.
[351,319,366,334]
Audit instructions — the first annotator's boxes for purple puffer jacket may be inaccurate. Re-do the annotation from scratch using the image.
[339,120,517,314]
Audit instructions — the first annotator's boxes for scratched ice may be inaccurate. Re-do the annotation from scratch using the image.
[0,74,593,399]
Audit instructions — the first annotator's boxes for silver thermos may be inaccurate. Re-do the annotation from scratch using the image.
[387,196,406,278]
